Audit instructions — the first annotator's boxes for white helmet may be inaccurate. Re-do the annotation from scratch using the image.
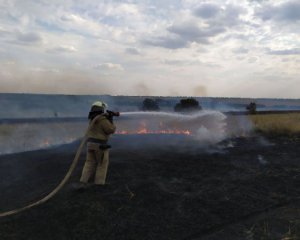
[89,101,108,114]
[92,101,107,110]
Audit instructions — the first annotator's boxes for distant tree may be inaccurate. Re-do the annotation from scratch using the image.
[142,98,160,111]
[174,98,202,112]
[246,102,257,114]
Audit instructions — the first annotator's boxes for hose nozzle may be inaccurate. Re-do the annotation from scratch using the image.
[106,110,120,117]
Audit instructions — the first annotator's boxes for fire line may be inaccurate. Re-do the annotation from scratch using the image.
[116,129,191,135]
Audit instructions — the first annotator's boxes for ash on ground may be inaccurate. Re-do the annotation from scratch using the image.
[0,134,299,240]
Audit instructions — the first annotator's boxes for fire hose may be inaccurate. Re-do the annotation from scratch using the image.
[0,112,119,218]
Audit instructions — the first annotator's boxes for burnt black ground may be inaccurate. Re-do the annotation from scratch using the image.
[0,134,299,240]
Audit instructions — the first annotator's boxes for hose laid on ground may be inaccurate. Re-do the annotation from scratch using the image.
[0,115,101,218]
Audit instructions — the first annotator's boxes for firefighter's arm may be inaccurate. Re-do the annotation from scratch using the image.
[101,118,116,134]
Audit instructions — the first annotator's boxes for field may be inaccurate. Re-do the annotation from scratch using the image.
[250,113,300,136]
[0,112,299,239]
[0,122,87,155]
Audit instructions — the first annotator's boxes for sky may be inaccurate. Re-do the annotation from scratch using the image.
[0,0,299,98]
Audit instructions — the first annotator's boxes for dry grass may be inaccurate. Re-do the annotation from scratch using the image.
[0,124,17,136]
[250,113,300,135]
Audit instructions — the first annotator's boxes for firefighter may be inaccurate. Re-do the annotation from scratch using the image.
[80,101,116,186]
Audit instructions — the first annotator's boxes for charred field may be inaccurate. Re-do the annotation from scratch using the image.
[0,132,299,240]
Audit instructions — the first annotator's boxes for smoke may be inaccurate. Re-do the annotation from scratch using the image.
[0,62,211,97]
[192,85,207,97]
[0,122,86,155]
[111,111,256,152]
[225,114,254,137]
[0,109,255,155]
[0,63,112,95]
[134,83,151,96]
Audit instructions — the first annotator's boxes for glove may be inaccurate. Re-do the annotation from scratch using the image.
[106,113,113,124]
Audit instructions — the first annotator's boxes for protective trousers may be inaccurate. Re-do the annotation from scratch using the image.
[80,142,109,185]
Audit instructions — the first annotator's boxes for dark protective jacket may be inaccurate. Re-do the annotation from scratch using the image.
[87,115,116,141]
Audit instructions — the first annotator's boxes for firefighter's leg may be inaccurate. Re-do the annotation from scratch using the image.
[95,149,110,185]
[80,143,97,183]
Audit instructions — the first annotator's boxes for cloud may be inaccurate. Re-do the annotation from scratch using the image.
[248,57,258,63]
[163,59,189,65]
[193,3,221,19]
[125,47,141,55]
[0,0,299,98]
[47,45,77,54]
[30,67,60,73]
[193,3,247,26]
[232,47,249,54]
[142,2,247,49]
[257,1,300,22]
[93,63,124,71]
[59,13,103,37]
[267,48,300,55]
[14,32,43,45]
[0,28,10,37]
[163,59,221,68]
[167,21,226,43]
[0,28,43,46]
[222,33,254,41]
[142,35,188,49]
[143,20,227,49]
[248,0,269,3]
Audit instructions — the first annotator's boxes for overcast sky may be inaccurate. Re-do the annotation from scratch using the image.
[0,0,299,98]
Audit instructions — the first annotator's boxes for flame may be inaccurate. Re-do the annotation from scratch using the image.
[39,137,77,149]
[41,139,50,147]
[116,120,192,135]
[117,125,191,135]
[116,129,191,135]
